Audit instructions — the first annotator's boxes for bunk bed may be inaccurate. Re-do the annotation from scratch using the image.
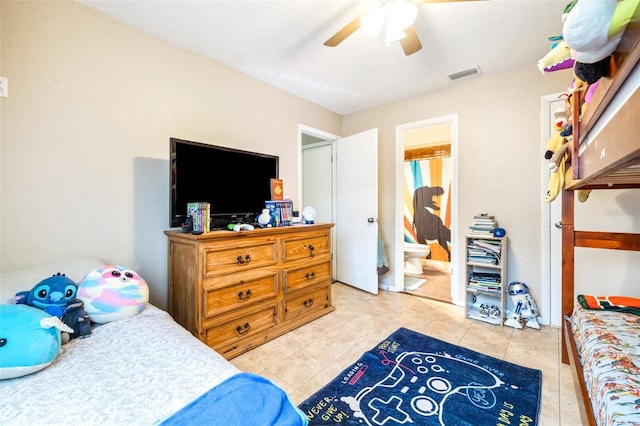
[560,8,640,426]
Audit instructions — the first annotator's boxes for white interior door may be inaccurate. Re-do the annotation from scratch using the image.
[335,128,379,294]
[541,94,564,327]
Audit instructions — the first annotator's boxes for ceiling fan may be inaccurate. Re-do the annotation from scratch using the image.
[324,0,481,56]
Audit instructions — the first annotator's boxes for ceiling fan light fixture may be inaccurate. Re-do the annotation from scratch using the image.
[384,23,407,44]
[388,1,418,30]
[360,7,385,37]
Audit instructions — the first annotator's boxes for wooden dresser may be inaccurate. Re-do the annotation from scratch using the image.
[165,223,335,359]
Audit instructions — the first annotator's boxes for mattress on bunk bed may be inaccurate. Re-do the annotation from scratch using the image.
[571,302,640,426]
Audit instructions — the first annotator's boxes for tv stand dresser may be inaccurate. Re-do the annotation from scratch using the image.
[165,223,335,359]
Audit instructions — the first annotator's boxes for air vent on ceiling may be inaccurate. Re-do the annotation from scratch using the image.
[448,66,481,81]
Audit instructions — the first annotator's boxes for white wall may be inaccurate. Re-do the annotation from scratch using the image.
[0,1,341,308]
[342,66,573,317]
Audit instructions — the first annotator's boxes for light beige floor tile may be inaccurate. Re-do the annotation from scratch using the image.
[231,282,582,424]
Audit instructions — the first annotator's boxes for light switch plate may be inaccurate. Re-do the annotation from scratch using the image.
[0,77,8,98]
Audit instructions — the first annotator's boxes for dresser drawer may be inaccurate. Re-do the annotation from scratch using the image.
[202,240,277,277]
[203,272,278,318]
[284,285,331,322]
[283,261,331,293]
[282,233,330,263]
[203,303,278,349]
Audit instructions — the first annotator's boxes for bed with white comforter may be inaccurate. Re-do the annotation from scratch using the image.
[0,257,306,425]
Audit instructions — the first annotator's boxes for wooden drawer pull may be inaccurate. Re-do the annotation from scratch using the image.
[237,289,252,301]
[236,322,251,335]
[303,298,314,308]
[236,254,251,265]
[305,272,316,280]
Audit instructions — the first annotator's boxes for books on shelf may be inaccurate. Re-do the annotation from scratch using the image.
[186,202,210,233]
[469,213,498,235]
[265,200,293,227]
[468,271,502,293]
[467,238,502,265]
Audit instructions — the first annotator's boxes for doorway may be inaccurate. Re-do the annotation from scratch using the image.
[299,125,380,294]
[299,125,338,279]
[392,115,460,305]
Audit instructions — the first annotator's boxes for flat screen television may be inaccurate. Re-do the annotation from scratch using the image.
[170,138,279,229]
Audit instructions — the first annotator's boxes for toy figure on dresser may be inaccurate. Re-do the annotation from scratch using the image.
[257,208,273,228]
[504,281,540,330]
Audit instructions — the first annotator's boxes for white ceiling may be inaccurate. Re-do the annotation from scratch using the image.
[76,0,569,115]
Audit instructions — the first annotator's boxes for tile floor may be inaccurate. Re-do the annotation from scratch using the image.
[403,269,452,303]
[231,282,583,425]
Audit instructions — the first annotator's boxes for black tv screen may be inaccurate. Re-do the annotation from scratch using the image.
[170,138,279,228]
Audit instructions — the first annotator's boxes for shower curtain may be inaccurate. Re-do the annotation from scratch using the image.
[404,157,452,262]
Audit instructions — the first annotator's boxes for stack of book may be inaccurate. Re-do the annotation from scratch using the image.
[186,202,211,233]
[469,213,499,235]
[265,200,294,227]
[467,238,502,265]
[468,271,502,293]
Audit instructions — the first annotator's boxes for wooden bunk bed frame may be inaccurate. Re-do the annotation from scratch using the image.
[560,12,640,426]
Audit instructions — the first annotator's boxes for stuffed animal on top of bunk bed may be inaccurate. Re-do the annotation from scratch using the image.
[563,0,639,86]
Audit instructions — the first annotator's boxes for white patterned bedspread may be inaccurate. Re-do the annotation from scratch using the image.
[0,304,240,425]
[571,303,640,426]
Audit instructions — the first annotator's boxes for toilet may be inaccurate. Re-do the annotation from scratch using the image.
[404,242,431,274]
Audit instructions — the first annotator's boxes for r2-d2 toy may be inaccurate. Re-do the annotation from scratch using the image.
[504,281,540,330]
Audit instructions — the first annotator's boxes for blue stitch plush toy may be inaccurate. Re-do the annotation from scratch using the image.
[14,272,78,318]
[14,272,92,341]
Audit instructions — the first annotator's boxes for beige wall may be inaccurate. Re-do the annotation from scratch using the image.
[4,2,633,320]
[343,66,571,311]
[0,1,341,308]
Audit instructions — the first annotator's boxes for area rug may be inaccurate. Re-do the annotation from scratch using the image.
[404,276,426,291]
[299,327,542,425]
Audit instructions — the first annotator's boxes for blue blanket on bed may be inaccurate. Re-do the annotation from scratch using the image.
[161,372,308,426]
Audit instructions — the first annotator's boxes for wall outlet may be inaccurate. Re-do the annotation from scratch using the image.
[0,76,8,98]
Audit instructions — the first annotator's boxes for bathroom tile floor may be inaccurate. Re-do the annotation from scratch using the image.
[231,282,582,425]
[403,269,452,303]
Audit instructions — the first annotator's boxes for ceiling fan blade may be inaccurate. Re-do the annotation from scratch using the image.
[400,26,422,56]
[324,17,361,47]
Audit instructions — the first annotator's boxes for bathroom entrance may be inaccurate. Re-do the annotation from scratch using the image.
[394,116,459,304]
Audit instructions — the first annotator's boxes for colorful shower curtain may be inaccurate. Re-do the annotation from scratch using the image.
[404,157,452,262]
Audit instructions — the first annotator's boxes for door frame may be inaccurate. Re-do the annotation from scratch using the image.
[539,93,565,327]
[391,115,461,305]
[298,124,339,278]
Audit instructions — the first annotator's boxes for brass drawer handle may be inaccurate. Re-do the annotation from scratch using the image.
[305,272,316,280]
[237,289,252,301]
[236,254,251,265]
[236,322,251,335]
[308,244,315,257]
[303,298,314,308]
